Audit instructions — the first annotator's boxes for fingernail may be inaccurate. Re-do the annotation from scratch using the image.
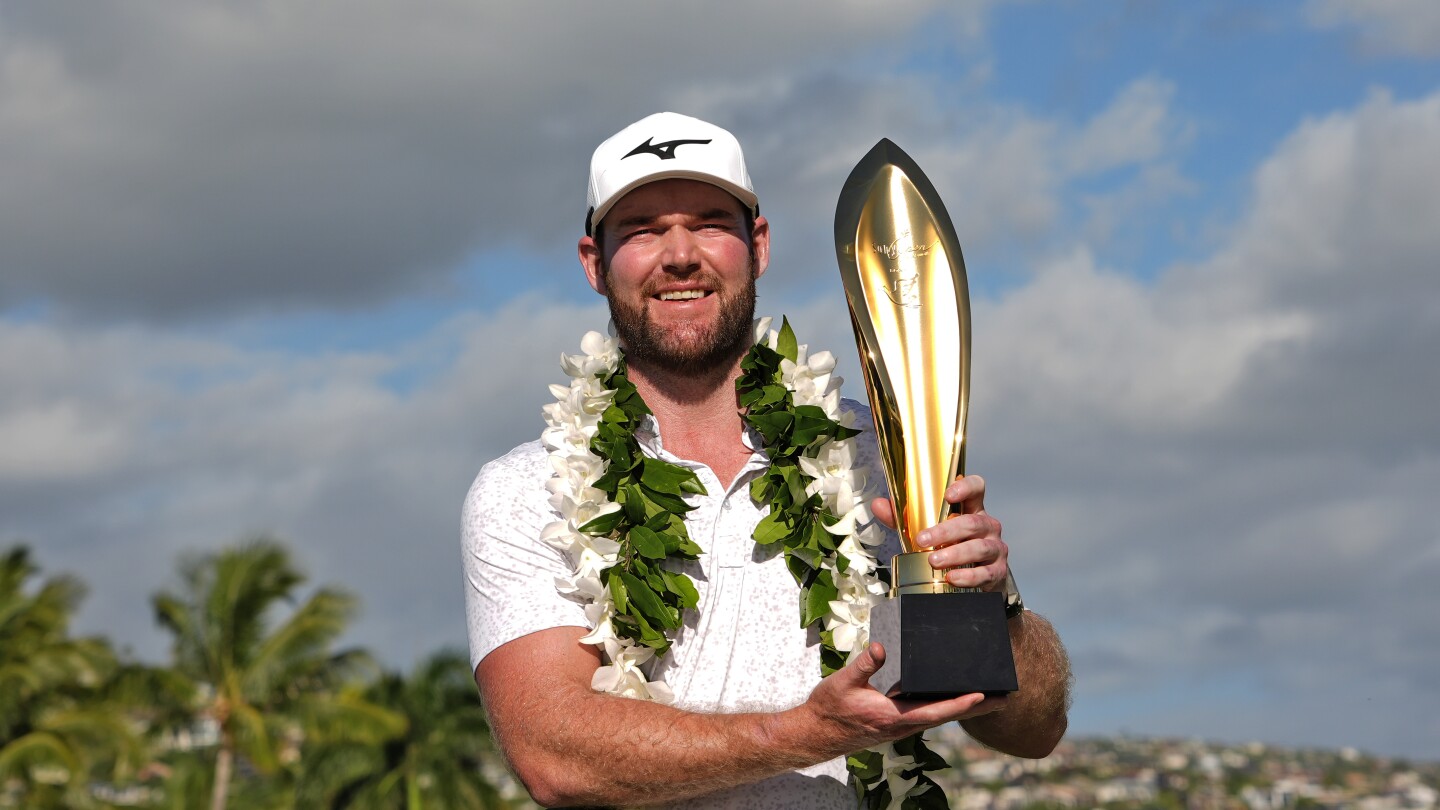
[916,531,931,547]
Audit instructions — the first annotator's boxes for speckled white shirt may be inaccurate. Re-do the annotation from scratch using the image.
[462,399,900,809]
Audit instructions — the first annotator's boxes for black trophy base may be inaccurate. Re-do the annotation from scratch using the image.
[867,591,1018,699]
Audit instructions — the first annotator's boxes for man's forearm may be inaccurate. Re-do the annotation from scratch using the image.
[960,611,1071,758]
[480,628,1002,807]
[490,677,848,807]
[478,628,864,808]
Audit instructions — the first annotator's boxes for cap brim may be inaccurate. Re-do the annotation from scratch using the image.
[590,171,760,235]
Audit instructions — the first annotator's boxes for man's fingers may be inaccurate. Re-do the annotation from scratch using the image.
[819,642,886,697]
[870,497,896,530]
[918,515,1002,551]
[945,474,987,514]
[924,535,1005,566]
[945,561,1007,590]
[894,693,1007,724]
[848,642,885,681]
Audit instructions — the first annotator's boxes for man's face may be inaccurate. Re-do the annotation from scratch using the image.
[579,179,770,376]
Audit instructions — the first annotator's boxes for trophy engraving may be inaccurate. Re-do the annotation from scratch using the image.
[835,139,1017,697]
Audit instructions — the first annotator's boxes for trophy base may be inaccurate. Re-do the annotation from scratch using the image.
[867,590,1018,699]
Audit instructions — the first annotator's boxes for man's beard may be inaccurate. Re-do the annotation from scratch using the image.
[604,265,758,377]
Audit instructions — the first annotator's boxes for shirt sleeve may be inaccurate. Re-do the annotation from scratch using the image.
[462,441,589,672]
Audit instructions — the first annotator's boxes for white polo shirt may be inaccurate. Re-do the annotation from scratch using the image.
[462,400,899,809]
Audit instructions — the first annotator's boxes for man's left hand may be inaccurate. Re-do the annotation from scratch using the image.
[870,474,1008,591]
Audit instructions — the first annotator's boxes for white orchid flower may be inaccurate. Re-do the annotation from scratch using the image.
[539,520,581,552]
[885,775,924,810]
[548,485,620,526]
[805,349,836,374]
[645,679,675,704]
[853,519,889,548]
[834,565,887,601]
[555,572,605,599]
[548,452,607,490]
[824,599,869,653]
[835,535,879,576]
[800,439,866,503]
[875,742,922,810]
[560,331,621,378]
[579,596,618,644]
[540,519,620,573]
[591,639,675,704]
[826,565,886,655]
[825,501,872,537]
[581,329,619,359]
[780,346,843,410]
[541,412,601,454]
[798,441,853,482]
[573,544,619,580]
[751,316,773,345]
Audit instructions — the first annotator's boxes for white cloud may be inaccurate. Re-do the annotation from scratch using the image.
[1205,89,1440,311]
[683,73,1194,312]
[1,299,610,664]
[0,402,129,480]
[1307,0,1440,57]
[977,248,1311,429]
[1064,77,1187,176]
[0,0,993,319]
[959,88,1440,756]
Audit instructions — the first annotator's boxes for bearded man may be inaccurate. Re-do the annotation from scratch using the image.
[462,112,1070,809]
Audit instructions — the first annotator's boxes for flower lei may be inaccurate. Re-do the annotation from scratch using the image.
[541,317,948,809]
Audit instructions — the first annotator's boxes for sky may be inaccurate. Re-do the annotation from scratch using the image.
[3,0,1439,760]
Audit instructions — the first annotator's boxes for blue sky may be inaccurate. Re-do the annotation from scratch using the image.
[3,0,1438,760]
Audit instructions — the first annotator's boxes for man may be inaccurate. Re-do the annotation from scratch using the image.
[463,112,1070,808]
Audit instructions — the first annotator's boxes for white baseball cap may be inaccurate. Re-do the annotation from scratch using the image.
[585,111,759,236]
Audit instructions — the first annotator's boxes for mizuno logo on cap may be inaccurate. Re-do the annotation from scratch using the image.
[623,137,712,160]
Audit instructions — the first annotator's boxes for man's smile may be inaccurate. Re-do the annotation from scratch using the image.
[656,289,712,301]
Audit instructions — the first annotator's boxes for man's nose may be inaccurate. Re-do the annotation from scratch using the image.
[658,226,700,273]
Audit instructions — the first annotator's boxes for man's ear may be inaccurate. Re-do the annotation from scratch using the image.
[578,236,606,295]
[751,215,771,280]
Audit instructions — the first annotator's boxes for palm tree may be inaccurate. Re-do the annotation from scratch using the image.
[152,538,381,810]
[0,546,141,809]
[324,650,522,809]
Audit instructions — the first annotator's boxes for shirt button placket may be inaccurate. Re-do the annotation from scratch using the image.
[718,494,748,569]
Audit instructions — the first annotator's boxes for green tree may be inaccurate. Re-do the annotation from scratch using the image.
[0,546,141,809]
[322,650,518,809]
[152,538,378,810]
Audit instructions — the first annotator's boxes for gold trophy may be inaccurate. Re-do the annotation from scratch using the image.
[835,139,1018,697]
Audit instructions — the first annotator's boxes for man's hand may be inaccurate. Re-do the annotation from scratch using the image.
[870,473,1071,758]
[792,642,1005,753]
[870,474,1008,590]
[478,630,1006,806]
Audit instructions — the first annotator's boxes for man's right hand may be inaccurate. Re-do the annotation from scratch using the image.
[478,630,1006,807]
[790,641,1008,756]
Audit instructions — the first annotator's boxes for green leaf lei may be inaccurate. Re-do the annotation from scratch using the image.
[575,355,706,653]
[558,319,950,809]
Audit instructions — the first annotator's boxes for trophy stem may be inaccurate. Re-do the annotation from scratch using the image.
[890,552,956,595]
